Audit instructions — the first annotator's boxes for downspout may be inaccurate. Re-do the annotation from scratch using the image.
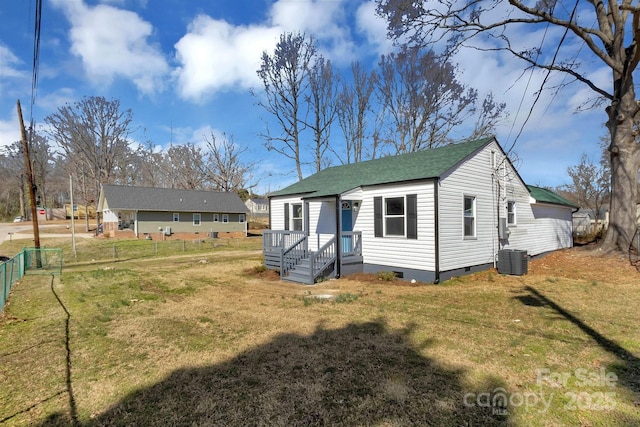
[434,178,440,284]
[268,196,272,230]
[493,173,497,268]
[335,195,341,278]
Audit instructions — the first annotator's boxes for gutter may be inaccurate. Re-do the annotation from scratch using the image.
[335,195,341,278]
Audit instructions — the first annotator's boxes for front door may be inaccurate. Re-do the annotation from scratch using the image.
[341,201,353,253]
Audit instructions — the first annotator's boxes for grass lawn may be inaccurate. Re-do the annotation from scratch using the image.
[0,240,639,426]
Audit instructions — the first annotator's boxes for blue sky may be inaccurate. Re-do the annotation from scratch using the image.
[0,0,607,194]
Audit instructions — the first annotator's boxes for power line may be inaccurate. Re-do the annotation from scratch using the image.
[28,0,43,141]
[504,1,579,157]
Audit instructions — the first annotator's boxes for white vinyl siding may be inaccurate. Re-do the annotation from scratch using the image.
[439,141,515,271]
[520,204,573,255]
[308,198,337,250]
[358,182,436,271]
[270,196,305,230]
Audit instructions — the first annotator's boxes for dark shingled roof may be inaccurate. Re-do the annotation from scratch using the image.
[100,185,249,213]
[527,185,579,208]
[272,137,495,198]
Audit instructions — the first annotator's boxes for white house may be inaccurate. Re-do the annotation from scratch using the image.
[245,198,269,218]
[263,137,578,284]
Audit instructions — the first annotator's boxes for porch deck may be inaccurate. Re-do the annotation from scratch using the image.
[263,230,362,284]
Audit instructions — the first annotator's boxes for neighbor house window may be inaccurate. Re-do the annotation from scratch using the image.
[506,201,516,225]
[464,196,476,238]
[385,197,405,236]
[173,213,179,222]
[222,214,229,223]
[193,213,201,226]
[292,203,303,231]
[213,214,219,222]
[239,214,246,223]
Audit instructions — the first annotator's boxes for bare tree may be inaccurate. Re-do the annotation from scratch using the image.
[45,96,134,229]
[162,143,205,190]
[376,46,478,154]
[202,133,253,192]
[254,32,316,181]
[565,153,610,222]
[306,56,338,172]
[336,62,378,164]
[28,132,54,208]
[468,92,507,141]
[376,0,640,251]
[0,142,26,218]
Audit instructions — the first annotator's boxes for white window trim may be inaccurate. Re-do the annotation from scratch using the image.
[292,203,303,231]
[193,213,201,226]
[507,200,516,226]
[173,213,179,222]
[213,214,219,222]
[239,214,246,223]
[463,195,476,239]
[384,196,406,237]
[222,214,229,223]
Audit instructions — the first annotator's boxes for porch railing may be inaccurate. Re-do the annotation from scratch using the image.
[340,231,362,257]
[280,233,309,278]
[263,230,306,250]
[309,237,337,284]
[263,230,362,282]
[263,231,307,270]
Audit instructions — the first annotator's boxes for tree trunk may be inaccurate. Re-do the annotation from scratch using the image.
[602,85,640,252]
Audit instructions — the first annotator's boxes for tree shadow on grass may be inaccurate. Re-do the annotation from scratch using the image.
[41,320,509,426]
[516,286,640,413]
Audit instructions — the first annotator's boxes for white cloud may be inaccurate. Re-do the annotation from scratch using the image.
[173,15,281,102]
[36,88,77,112]
[355,1,394,56]
[0,44,24,79]
[0,110,21,149]
[51,0,169,95]
[269,0,356,62]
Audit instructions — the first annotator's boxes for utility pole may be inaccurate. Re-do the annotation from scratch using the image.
[17,100,41,253]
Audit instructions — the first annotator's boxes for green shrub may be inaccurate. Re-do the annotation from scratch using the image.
[377,271,397,281]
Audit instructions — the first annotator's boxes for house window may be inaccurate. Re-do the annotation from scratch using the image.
[464,196,476,238]
[292,203,303,231]
[507,201,516,225]
[239,214,246,223]
[173,213,179,222]
[385,197,405,236]
[374,195,417,239]
[222,214,229,223]
[193,213,201,226]
[213,214,219,222]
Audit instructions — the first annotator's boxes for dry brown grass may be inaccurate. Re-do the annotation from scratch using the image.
[0,245,639,426]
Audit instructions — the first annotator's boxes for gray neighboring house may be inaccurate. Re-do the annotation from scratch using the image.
[97,185,249,238]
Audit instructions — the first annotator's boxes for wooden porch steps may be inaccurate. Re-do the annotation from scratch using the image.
[283,255,335,285]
